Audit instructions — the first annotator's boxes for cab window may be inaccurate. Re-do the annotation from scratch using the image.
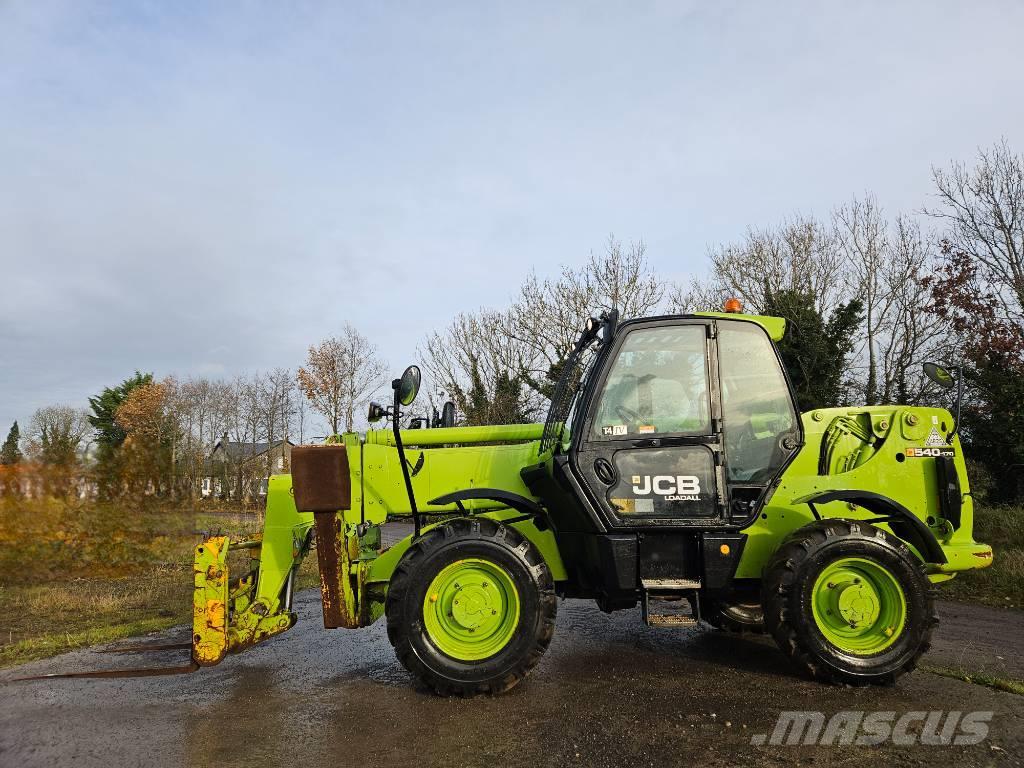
[590,325,710,440]
[718,323,797,482]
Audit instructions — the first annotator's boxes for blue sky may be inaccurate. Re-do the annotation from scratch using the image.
[2,1,1023,430]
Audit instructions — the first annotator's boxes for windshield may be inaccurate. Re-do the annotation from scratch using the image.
[588,325,711,439]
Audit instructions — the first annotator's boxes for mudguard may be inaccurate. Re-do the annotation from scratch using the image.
[428,488,547,520]
[793,489,947,564]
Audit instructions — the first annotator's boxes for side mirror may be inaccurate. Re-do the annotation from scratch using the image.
[440,401,456,428]
[367,401,387,423]
[923,361,964,444]
[923,362,957,390]
[395,365,422,407]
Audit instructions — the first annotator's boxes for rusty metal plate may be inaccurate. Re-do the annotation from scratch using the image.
[291,445,351,512]
[314,512,345,629]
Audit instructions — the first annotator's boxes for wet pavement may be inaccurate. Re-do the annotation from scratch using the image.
[1,593,1022,767]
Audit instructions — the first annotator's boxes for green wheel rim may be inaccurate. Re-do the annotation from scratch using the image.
[422,558,521,661]
[811,557,907,655]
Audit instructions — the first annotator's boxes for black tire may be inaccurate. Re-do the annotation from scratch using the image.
[385,517,557,696]
[703,595,765,634]
[762,519,937,686]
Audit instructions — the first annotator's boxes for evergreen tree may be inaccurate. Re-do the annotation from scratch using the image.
[88,371,153,496]
[763,289,865,412]
[88,372,153,457]
[1,421,22,465]
[454,359,531,426]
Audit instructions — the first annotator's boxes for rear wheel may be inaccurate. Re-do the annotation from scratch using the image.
[762,519,937,685]
[702,594,765,634]
[386,517,556,696]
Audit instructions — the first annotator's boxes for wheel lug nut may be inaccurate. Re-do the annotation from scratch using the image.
[853,577,861,584]
[482,581,488,587]
[827,582,836,589]
[492,610,497,615]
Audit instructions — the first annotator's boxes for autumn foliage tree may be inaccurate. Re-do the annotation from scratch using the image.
[88,372,153,498]
[115,380,177,499]
[297,324,387,435]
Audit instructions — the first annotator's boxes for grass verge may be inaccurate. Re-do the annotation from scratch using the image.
[0,506,320,669]
[921,663,1024,696]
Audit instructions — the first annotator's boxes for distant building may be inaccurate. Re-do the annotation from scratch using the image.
[202,435,293,500]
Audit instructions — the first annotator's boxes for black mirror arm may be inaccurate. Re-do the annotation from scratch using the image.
[391,383,421,537]
[948,365,964,444]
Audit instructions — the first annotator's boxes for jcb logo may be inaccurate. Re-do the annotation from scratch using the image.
[631,475,701,500]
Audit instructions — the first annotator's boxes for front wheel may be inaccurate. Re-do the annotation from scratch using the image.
[386,517,556,696]
[762,519,937,685]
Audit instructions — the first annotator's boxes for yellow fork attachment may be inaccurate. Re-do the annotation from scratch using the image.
[191,533,296,667]
[192,535,232,666]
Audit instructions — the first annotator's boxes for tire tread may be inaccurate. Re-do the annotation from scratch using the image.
[761,518,937,686]
[386,517,556,696]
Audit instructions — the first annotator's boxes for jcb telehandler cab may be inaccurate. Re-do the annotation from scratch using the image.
[27,307,992,693]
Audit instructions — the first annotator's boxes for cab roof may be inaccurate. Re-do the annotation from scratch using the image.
[693,312,786,342]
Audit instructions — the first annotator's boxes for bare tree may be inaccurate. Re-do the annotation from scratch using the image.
[927,139,1024,324]
[682,202,947,407]
[421,308,543,425]
[25,405,91,466]
[169,376,223,499]
[258,368,297,448]
[295,394,309,444]
[878,216,945,403]
[667,276,720,313]
[705,215,847,315]
[297,324,387,435]
[835,195,891,404]
[510,237,664,397]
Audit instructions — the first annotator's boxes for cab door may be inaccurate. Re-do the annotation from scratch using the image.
[571,319,728,528]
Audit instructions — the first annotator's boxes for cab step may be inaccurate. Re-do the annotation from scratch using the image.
[641,578,701,591]
[641,581,701,627]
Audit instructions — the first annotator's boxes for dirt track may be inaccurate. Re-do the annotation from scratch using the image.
[1,593,1021,767]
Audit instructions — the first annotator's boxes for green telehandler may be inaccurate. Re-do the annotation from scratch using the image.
[30,305,995,692]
